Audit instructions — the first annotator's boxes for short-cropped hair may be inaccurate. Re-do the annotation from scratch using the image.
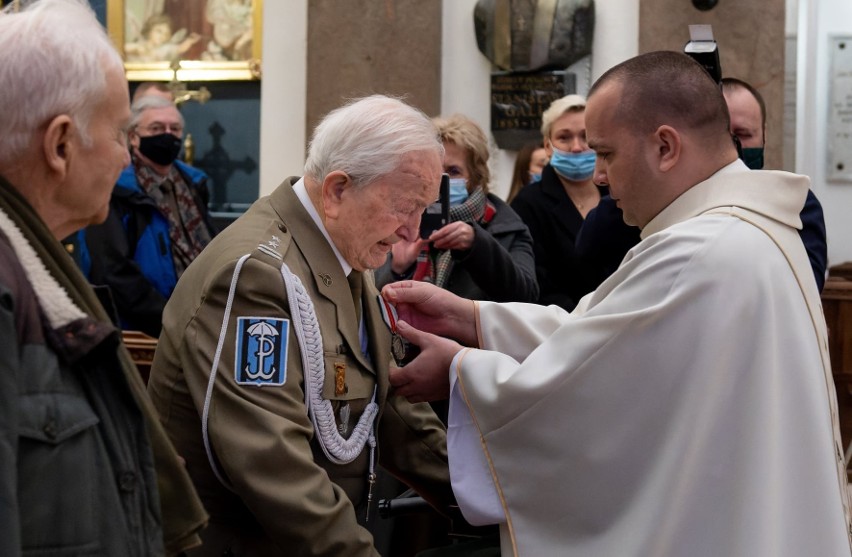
[129,95,184,137]
[304,95,443,188]
[0,0,124,167]
[721,77,766,128]
[540,94,587,139]
[589,51,730,141]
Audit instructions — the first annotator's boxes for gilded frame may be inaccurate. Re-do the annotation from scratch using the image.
[107,0,262,81]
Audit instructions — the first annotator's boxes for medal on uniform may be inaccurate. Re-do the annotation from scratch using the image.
[334,362,347,396]
[376,295,408,364]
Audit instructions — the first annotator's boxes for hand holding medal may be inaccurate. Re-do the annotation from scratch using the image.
[376,294,420,366]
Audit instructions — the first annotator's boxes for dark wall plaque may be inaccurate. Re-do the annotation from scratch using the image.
[491,70,575,150]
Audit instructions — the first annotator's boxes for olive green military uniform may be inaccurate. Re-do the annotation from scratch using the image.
[147,177,453,556]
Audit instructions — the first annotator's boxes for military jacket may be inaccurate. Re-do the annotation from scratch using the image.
[148,177,452,557]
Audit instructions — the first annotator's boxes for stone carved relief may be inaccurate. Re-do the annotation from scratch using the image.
[474,0,595,72]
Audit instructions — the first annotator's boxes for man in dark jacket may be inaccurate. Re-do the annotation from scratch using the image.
[80,95,217,336]
[0,1,207,555]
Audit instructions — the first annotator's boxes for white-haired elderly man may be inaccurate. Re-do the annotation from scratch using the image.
[147,95,455,556]
[76,95,216,338]
[0,0,206,555]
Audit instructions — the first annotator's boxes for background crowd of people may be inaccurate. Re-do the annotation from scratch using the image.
[1,1,848,556]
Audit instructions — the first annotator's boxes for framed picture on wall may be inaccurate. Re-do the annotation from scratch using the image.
[107,0,262,81]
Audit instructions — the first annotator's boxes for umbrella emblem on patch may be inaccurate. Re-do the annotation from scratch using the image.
[235,317,289,386]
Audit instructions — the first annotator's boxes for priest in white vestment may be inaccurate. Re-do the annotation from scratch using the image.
[383,51,852,557]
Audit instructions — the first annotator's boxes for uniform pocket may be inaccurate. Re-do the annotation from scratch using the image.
[18,392,102,554]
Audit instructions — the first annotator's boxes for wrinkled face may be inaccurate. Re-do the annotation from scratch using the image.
[723,87,764,149]
[529,147,549,175]
[327,150,443,271]
[586,83,658,228]
[442,141,473,187]
[546,110,589,155]
[63,66,131,228]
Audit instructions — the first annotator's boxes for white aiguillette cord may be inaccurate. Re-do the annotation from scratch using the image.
[279,262,378,464]
[202,256,378,509]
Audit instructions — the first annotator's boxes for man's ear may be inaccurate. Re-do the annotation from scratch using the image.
[654,125,681,173]
[543,138,554,157]
[321,170,352,219]
[42,114,75,180]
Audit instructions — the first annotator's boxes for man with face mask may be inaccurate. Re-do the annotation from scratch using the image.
[722,77,827,290]
[78,95,217,337]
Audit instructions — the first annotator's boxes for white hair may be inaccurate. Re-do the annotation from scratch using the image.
[0,0,124,167]
[540,93,587,139]
[129,95,184,136]
[304,95,443,187]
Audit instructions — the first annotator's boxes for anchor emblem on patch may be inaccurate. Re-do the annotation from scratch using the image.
[235,317,289,386]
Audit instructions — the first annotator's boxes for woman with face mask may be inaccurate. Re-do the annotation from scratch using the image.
[509,94,607,311]
[376,114,538,309]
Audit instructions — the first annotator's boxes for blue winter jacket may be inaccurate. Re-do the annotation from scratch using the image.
[71,161,216,336]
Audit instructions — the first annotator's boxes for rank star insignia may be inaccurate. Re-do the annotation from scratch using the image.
[268,235,281,249]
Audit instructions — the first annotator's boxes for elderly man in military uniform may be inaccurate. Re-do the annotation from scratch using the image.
[147,95,454,556]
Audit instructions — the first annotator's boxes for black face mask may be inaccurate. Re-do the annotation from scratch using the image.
[741,147,765,170]
[138,133,182,166]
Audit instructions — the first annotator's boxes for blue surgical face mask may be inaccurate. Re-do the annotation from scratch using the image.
[449,178,469,205]
[528,172,542,184]
[549,148,596,182]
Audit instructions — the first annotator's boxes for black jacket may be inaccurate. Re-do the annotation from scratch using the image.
[511,164,606,310]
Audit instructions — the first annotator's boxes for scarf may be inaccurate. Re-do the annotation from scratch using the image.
[134,154,212,277]
[413,186,495,288]
[0,175,208,555]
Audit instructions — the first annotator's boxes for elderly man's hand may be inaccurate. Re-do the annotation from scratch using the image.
[388,320,463,402]
[381,280,478,347]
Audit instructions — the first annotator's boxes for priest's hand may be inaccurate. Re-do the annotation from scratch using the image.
[381,280,478,347]
[389,320,462,402]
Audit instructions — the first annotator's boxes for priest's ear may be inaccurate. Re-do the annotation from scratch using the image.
[653,125,681,173]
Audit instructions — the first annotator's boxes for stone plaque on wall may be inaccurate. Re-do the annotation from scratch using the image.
[491,70,575,149]
[828,36,852,183]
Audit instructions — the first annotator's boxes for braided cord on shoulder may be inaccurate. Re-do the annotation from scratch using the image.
[202,253,253,490]
[280,263,378,464]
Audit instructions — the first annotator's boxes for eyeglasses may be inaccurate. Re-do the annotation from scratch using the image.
[138,123,184,135]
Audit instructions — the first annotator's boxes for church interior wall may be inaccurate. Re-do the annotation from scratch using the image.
[89,0,851,265]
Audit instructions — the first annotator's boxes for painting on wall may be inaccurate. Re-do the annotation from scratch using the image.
[107,0,262,81]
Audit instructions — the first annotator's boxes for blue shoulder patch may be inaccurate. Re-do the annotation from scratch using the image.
[235,317,289,386]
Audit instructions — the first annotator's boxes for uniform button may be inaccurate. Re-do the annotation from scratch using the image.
[118,471,137,493]
[278,223,287,233]
[42,420,57,440]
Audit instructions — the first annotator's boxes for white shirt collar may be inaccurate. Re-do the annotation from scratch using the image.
[292,177,353,276]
